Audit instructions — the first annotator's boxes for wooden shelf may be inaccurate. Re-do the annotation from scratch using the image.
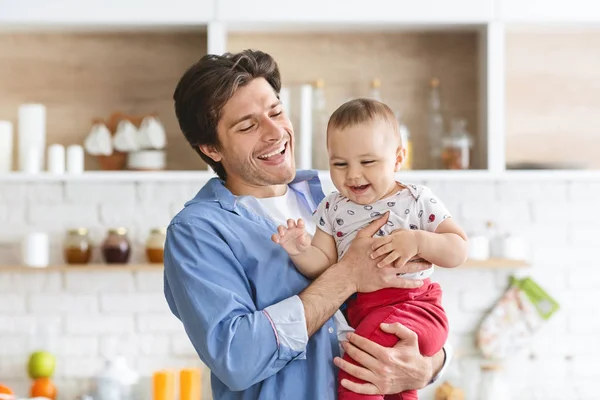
[460,258,529,269]
[0,259,529,273]
[0,264,164,273]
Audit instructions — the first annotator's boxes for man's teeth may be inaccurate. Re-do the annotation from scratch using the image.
[258,144,286,159]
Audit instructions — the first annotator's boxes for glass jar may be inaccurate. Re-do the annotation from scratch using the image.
[146,228,166,264]
[63,228,92,265]
[477,363,512,400]
[101,228,131,264]
[441,118,473,170]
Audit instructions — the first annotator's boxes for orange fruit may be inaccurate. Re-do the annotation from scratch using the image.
[0,384,15,400]
[30,377,57,400]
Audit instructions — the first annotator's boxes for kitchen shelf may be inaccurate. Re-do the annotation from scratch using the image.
[0,258,529,273]
[1,169,600,183]
[0,264,164,273]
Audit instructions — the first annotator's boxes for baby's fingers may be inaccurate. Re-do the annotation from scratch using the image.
[377,251,400,268]
[271,234,281,244]
[277,225,288,237]
[287,219,297,229]
[297,218,305,229]
[370,243,394,260]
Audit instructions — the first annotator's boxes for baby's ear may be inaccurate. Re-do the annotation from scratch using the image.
[394,146,407,172]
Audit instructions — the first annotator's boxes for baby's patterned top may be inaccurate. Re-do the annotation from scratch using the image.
[313,183,451,280]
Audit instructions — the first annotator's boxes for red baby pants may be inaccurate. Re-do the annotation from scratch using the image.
[338,280,448,400]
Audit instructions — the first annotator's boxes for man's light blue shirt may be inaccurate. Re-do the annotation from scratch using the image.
[163,170,341,399]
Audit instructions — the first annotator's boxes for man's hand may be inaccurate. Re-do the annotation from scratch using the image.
[271,218,312,256]
[334,323,434,395]
[370,230,419,268]
[337,213,423,293]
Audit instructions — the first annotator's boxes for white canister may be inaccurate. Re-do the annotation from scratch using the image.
[500,235,529,260]
[21,232,50,267]
[468,235,490,260]
[47,144,65,174]
[18,103,46,172]
[0,121,13,173]
[22,147,41,174]
[66,144,85,174]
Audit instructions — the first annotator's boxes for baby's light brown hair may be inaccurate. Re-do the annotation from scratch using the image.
[327,98,400,142]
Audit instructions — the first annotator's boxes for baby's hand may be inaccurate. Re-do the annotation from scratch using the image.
[271,218,312,256]
[369,230,419,268]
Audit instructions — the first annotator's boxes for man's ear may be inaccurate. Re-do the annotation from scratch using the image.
[394,146,407,172]
[199,144,222,163]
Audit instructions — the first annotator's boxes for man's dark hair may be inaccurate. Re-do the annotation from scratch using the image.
[173,50,282,180]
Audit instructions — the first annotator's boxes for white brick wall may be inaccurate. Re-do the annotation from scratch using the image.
[0,178,599,400]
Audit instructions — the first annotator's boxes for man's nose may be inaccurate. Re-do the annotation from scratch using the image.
[262,115,284,142]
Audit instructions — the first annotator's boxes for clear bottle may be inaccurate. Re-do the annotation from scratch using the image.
[312,79,329,170]
[370,79,412,170]
[396,112,412,170]
[369,78,382,101]
[427,78,444,169]
[441,118,473,170]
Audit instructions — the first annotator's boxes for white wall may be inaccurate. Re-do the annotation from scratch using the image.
[0,178,599,399]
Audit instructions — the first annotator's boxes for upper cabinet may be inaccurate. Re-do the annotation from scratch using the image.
[498,0,600,22]
[0,0,215,27]
[216,0,495,25]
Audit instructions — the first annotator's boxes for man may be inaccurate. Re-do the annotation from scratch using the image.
[164,50,451,399]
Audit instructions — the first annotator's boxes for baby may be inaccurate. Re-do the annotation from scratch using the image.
[272,98,469,400]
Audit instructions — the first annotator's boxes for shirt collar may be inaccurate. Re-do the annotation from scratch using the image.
[188,169,323,212]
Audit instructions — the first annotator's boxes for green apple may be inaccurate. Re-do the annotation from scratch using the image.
[27,351,56,379]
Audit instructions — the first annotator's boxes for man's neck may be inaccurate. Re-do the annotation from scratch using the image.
[225,178,288,198]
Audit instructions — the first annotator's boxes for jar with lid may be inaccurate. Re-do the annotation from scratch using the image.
[146,228,166,264]
[441,118,473,170]
[477,363,512,400]
[63,228,93,265]
[101,228,131,264]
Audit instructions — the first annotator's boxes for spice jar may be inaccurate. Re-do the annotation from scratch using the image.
[101,228,131,264]
[441,118,473,170]
[146,228,166,264]
[63,228,92,265]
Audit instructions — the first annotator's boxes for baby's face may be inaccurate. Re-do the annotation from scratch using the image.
[327,118,403,205]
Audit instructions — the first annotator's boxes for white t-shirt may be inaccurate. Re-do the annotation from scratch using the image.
[237,187,354,346]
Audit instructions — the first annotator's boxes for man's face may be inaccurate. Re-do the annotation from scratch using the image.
[203,78,296,196]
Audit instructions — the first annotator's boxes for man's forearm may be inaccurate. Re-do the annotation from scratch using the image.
[298,261,355,336]
[415,231,468,268]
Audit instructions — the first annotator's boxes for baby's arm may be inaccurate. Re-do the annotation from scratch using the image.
[272,219,338,279]
[414,219,468,268]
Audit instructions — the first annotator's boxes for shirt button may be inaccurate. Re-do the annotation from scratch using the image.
[328,327,334,334]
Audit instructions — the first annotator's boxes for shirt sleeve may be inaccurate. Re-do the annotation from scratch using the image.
[429,343,453,385]
[163,220,308,392]
[312,193,336,236]
[416,186,452,232]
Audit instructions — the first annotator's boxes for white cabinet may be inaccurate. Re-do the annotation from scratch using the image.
[0,0,215,27]
[216,0,494,25]
[498,0,600,22]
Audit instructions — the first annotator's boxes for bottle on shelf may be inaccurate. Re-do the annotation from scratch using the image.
[369,78,382,101]
[441,118,473,170]
[369,79,412,170]
[427,78,444,169]
[311,79,329,170]
[396,112,412,171]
